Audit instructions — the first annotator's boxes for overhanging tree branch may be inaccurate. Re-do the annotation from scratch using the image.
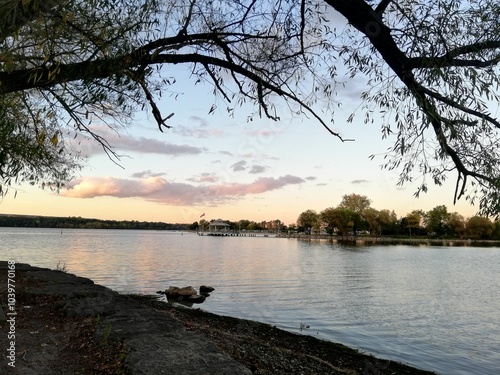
[1,0,500,214]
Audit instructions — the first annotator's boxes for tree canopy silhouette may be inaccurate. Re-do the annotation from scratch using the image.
[1,0,499,215]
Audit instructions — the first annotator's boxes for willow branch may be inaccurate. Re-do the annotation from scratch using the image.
[408,41,500,69]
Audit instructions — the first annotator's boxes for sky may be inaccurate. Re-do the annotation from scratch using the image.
[0,9,490,225]
[0,66,483,225]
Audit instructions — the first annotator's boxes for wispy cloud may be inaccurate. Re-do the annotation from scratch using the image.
[305,176,317,181]
[187,173,220,183]
[172,116,224,138]
[131,170,166,178]
[246,129,280,137]
[351,179,371,184]
[241,153,279,161]
[249,165,267,174]
[61,175,306,206]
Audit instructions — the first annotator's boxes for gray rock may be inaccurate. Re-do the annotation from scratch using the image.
[200,285,215,294]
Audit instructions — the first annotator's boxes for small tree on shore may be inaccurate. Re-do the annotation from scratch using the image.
[297,210,319,234]
[406,210,424,238]
[466,216,494,239]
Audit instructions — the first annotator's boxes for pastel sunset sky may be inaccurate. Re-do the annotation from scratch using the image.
[1,8,493,225]
[0,64,484,225]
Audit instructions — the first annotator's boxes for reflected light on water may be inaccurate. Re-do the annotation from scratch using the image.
[1,228,499,375]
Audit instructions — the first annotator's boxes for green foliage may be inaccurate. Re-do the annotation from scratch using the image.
[466,216,495,239]
[338,194,371,214]
[297,209,319,234]
[424,205,449,236]
[188,221,199,231]
[0,93,80,195]
[0,214,189,230]
[363,208,380,235]
[320,207,355,236]
[305,198,498,239]
[447,212,466,239]
[378,210,399,235]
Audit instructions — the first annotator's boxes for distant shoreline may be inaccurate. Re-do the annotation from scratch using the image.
[283,234,500,247]
[2,222,499,246]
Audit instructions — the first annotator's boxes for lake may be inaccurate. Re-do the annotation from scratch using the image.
[1,227,499,374]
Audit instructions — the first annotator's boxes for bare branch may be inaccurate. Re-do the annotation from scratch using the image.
[375,0,392,16]
[408,41,500,69]
[178,0,197,36]
[45,88,121,164]
[125,69,173,132]
[203,63,231,102]
[300,0,306,54]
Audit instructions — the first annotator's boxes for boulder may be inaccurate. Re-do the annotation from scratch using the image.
[200,285,215,294]
[178,286,197,296]
[164,285,212,304]
[165,286,181,298]
[186,295,206,303]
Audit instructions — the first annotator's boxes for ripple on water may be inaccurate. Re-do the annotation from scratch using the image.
[2,229,500,375]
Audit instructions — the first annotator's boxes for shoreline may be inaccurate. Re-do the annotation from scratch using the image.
[0,261,436,374]
[136,295,438,375]
[282,234,500,247]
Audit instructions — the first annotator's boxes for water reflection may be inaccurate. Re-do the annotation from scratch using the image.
[1,228,499,375]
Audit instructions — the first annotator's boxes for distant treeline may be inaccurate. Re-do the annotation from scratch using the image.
[0,214,190,230]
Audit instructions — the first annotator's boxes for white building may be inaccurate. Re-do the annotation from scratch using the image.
[208,219,231,232]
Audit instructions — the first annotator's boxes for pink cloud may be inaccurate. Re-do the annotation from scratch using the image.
[61,175,305,206]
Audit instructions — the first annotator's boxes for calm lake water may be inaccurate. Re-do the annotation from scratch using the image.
[1,227,499,374]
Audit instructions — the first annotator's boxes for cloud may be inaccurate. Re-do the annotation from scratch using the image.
[189,116,209,127]
[246,129,280,137]
[241,153,279,161]
[351,179,371,184]
[305,176,317,181]
[249,165,267,174]
[336,74,368,101]
[121,137,204,156]
[75,129,204,157]
[230,160,247,172]
[173,116,224,138]
[131,170,166,178]
[61,175,306,205]
[187,173,220,183]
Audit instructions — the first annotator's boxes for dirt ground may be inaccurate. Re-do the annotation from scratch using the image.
[0,266,436,375]
[0,268,127,375]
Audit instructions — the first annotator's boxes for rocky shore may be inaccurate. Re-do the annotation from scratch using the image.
[0,262,436,374]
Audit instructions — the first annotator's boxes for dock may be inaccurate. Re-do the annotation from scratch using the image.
[197,231,275,237]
